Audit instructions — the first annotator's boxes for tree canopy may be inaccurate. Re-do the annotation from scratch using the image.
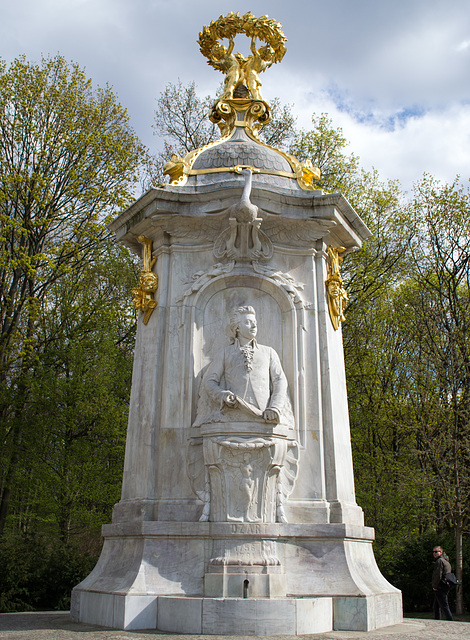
[2,72,470,616]
[0,55,145,379]
[0,54,146,538]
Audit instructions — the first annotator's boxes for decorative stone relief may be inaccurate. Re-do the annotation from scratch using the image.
[261,217,336,246]
[213,168,273,263]
[177,261,235,304]
[188,305,299,525]
[252,262,307,306]
[213,216,273,263]
[208,436,299,524]
[188,435,299,525]
[152,215,225,244]
[210,537,280,566]
[177,261,308,310]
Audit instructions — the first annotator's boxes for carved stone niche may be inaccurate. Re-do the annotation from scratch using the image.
[186,287,300,597]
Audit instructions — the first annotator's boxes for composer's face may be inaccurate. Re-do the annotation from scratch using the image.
[237,313,257,342]
[140,271,158,292]
[328,280,340,297]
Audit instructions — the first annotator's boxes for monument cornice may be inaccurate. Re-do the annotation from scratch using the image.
[101,520,375,541]
[109,184,370,254]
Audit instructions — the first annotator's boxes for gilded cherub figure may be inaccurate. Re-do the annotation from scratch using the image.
[209,38,243,100]
[131,236,158,325]
[198,12,286,103]
[132,270,158,325]
[243,36,276,101]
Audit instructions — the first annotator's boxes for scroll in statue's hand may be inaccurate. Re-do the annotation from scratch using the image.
[223,391,238,407]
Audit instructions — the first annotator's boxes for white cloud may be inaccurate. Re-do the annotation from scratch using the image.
[456,39,470,52]
[3,0,470,193]
[341,105,470,190]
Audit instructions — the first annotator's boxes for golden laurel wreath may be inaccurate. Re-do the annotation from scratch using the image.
[198,11,287,68]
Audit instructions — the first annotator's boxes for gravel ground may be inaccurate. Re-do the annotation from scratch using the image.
[0,612,469,640]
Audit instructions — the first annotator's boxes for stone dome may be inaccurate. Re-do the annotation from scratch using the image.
[192,127,292,174]
[186,126,301,190]
[162,99,319,191]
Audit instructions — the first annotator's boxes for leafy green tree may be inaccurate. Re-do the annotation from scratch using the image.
[288,113,359,195]
[398,176,470,613]
[346,174,470,612]
[0,54,147,534]
[334,170,431,560]
[26,242,136,540]
[290,117,444,569]
[346,284,435,564]
[0,237,138,611]
[153,80,219,155]
[255,96,296,148]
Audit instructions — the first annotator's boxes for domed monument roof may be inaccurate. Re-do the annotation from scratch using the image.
[192,127,291,174]
[162,12,320,191]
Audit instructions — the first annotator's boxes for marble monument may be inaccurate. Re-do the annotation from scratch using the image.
[71,11,402,634]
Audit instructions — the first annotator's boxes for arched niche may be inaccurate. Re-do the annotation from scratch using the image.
[179,272,308,446]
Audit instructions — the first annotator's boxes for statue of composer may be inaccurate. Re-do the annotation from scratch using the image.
[193,305,294,428]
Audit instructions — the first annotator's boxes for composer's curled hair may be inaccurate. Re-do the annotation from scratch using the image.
[229,305,256,339]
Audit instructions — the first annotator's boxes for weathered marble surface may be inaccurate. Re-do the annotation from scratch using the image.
[72,520,401,631]
[72,173,402,633]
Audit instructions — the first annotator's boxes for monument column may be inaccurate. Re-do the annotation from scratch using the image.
[315,242,364,523]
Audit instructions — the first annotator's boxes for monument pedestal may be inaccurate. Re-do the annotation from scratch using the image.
[204,566,286,599]
[157,596,334,635]
[72,521,401,632]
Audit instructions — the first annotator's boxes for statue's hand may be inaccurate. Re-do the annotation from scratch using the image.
[263,408,280,423]
[223,392,237,407]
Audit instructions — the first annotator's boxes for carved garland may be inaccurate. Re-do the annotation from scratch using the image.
[198,12,287,66]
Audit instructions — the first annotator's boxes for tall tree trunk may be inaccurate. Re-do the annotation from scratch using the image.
[0,487,11,535]
[0,423,21,535]
[0,292,36,535]
[455,524,464,615]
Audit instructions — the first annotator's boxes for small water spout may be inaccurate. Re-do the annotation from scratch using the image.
[243,578,250,598]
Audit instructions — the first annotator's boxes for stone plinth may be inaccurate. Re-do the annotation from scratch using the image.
[72,520,401,631]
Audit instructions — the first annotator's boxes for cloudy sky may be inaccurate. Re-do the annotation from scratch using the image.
[3,0,470,191]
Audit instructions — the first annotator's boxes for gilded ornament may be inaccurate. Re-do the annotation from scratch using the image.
[209,98,271,139]
[132,235,158,325]
[162,13,320,192]
[163,155,188,183]
[198,12,286,102]
[326,246,348,330]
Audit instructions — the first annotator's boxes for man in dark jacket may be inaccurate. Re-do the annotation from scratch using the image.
[432,546,453,620]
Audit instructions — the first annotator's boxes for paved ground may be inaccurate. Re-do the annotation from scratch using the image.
[0,612,469,640]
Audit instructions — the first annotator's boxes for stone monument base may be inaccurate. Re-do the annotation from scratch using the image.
[71,520,402,633]
[72,591,402,634]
